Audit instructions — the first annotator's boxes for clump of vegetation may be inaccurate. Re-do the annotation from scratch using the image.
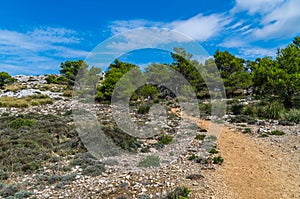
[165,186,191,199]
[188,154,197,161]
[137,104,151,114]
[0,95,53,108]
[212,156,224,165]
[102,124,142,152]
[0,72,16,89]
[0,114,86,175]
[138,155,160,168]
[269,130,285,136]
[0,184,19,198]
[242,128,251,134]
[0,170,9,180]
[280,109,300,124]
[259,133,269,138]
[195,134,206,140]
[8,118,36,129]
[209,148,219,154]
[230,101,244,115]
[70,153,105,176]
[186,174,203,180]
[158,134,173,145]
[62,90,73,97]
[257,101,285,119]
[229,115,256,124]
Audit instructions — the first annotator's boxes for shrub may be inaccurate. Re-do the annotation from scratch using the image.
[257,101,285,119]
[259,133,269,138]
[165,186,191,199]
[280,109,300,124]
[231,102,244,115]
[243,128,251,134]
[209,148,219,154]
[212,156,224,165]
[269,130,285,136]
[8,118,36,129]
[0,169,8,180]
[186,174,203,180]
[0,184,19,197]
[138,155,160,168]
[14,190,32,198]
[158,134,173,145]
[137,105,151,114]
[188,154,197,161]
[198,102,211,116]
[195,134,206,140]
[62,90,73,97]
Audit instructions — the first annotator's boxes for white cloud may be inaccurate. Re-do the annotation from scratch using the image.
[252,0,300,39]
[167,14,231,41]
[0,27,89,75]
[219,38,247,48]
[239,46,277,58]
[109,13,232,43]
[231,0,285,15]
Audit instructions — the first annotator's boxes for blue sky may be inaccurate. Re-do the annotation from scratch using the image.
[0,0,299,75]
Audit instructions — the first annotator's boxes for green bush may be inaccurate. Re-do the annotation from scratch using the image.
[280,109,300,124]
[137,105,151,114]
[257,101,285,119]
[269,130,285,136]
[242,128,251,134]
[14,190,32,198]
[0,169,9,180]
[8,118,36,129]
[195,134,206,140]
[165,186,191,199]
[209,148,219,154]
[231,102,244,115]
[188,154,197,161]
[0,184,19,197]
[212,156,224,165]
[138,155,160,168]
[158,134,173,145]
[198,102,211,116]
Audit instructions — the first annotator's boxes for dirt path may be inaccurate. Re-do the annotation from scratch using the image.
[175,109,300,199]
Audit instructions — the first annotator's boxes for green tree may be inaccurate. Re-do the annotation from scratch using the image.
[214,50,251,97]
[59,60,89,87]
[98,59,139,102]
[252,37,300,108]
[0,72,15,89]
[170,48,206,97]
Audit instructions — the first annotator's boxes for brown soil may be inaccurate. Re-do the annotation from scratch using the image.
[177,109,300,199]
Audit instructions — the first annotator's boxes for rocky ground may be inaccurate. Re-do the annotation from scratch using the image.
[0,76,299,199]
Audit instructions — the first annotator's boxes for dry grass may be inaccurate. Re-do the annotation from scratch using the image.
[0,95,53,108]
[3,84,27,92]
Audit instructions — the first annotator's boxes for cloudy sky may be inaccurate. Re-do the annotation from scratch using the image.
[0,0,299,75]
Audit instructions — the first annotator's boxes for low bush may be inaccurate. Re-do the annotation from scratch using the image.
[195,134,206,140]
[188,154,197,161]
[137,105,151,114]
[138,155,160,168]
[209,148,219,154]
[8,118,36,129]
[257,101,285,119]
[165,186,191,199]
[158,134,173,145]
[0,184,19,197]
[230,102,244,115]
[242,128,251,134]
[212,156,224,165]
[280,109,300,124]
[269,130,285,136]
